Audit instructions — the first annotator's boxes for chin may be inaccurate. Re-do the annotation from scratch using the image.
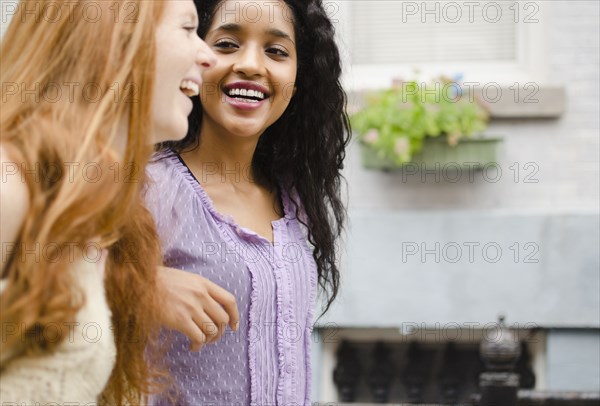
[232,131,262,139]
[153,124,189,144]
[228,124,265,139]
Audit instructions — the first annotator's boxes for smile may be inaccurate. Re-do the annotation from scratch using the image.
[180,79,200,97]
[225,88,266,102]
[222,81,270,103]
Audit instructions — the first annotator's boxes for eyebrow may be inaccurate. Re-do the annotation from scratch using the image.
[214,23,295,44]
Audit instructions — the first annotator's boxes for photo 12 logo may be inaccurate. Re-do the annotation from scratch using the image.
[2,81,139,104]
[399,321,540,343]
[396,1,541,24]
[1,1,140,25]
[399,161,540,184]
[401,241,540,264]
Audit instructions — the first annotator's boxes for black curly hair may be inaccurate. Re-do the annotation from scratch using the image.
[159,0,350,314]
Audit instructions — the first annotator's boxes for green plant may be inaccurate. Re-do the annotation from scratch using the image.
[350,77,489,164]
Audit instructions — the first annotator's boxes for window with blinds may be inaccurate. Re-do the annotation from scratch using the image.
[349,1,518,65]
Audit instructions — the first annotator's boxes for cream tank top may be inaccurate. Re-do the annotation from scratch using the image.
[0,251,116,403]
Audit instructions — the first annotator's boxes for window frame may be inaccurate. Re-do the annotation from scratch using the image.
[329,0,551,91]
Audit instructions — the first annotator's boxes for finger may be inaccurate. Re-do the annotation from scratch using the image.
[192,311,221,343]
[206,282,240,331]
[202,299,231,341]
[189,336,205,352]
[178,318,207,352]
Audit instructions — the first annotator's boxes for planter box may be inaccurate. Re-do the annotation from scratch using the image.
[360,136,503,171]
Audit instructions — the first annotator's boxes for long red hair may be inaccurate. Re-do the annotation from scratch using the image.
[1,0,167,402]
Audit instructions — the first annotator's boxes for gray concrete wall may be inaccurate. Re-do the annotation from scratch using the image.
[546,330,600,391]
[320,210,599,328]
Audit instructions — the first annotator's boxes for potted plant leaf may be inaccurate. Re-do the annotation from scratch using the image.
[351,76,502,170]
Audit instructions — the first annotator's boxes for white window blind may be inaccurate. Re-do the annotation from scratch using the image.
[349,1,517,65]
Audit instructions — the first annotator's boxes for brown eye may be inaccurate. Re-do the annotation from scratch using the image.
[214,40,238,50]
[267,47,289,57]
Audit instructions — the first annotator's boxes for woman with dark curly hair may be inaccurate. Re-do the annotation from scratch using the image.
[144,0,350,403]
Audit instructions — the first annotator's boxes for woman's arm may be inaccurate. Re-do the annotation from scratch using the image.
[156,266,240,351]
[0,145,30,271]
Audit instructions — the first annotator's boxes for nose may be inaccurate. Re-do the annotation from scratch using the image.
[196,36,216,71]
[232,45,266,77]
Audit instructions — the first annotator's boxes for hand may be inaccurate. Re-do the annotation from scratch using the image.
[156,266,239,351]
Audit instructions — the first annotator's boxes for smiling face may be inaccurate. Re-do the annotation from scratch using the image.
[199,0,298,140]
[151,0,216,144]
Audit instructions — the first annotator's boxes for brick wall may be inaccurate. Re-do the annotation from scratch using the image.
[345,0,599,211]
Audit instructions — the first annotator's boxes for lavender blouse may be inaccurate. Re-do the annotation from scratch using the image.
[144,151,317,405]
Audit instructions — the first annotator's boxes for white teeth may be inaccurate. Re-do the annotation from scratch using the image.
[226,87,266,100]
[180,80,199,97]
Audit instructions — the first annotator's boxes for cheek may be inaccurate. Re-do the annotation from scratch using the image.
[152,100,168,127]
[202,64,224,86]
[154,34,170,74]
[156,41,190,76]
[281,83,296,105]
[279,68,297,98]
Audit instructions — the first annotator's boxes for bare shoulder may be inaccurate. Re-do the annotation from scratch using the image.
[1,144,30,269]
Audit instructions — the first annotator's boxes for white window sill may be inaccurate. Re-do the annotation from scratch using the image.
[347,85,566,119]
